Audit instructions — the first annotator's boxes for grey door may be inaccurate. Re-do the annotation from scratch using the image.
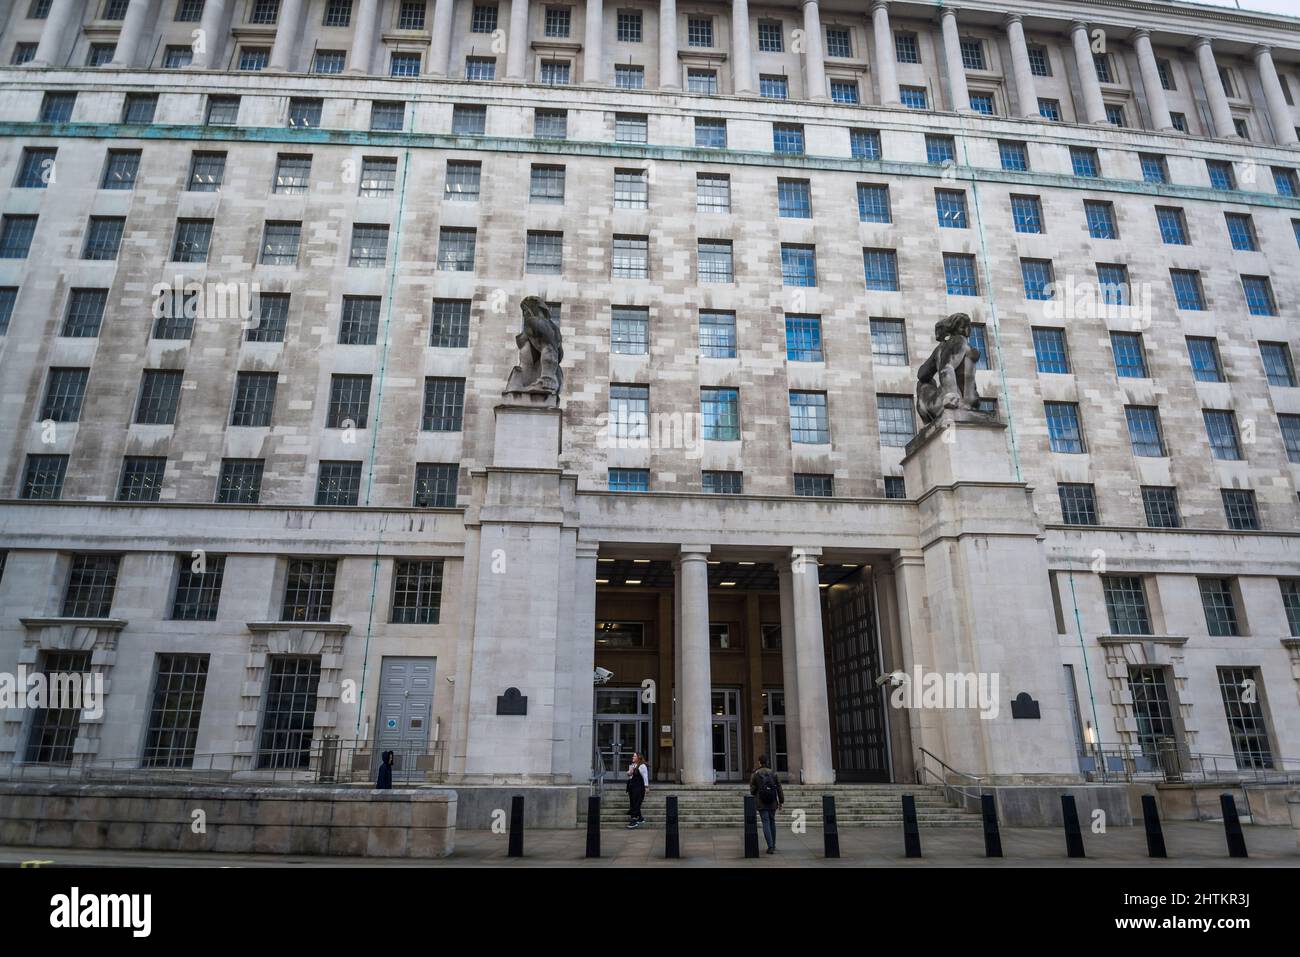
[376,657,435,782]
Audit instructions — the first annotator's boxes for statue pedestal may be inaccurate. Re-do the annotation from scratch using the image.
[493,392,562,470]
[896,409,1079,780]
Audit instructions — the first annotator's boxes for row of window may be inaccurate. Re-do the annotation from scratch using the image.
[1056,483,1273,532]
[1098,574,1300,639]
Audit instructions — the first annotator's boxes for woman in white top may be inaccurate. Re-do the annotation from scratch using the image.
[625,752,650,827]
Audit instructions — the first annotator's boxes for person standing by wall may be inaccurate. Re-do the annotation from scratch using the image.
[626,752,649,827]
[750,754,784,854]
[376,750,394,789]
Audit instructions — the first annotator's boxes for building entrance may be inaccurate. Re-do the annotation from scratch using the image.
[595,687,652,781]
[711,688,743,781]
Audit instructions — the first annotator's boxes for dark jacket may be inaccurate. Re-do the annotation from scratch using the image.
[376,751,394,789]
[749,767,784,809]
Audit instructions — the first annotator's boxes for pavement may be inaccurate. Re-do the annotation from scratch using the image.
[2,822,1298,867]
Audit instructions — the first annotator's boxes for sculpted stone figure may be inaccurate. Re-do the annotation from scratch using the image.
[506,295,564,396]
[916,312,982,424]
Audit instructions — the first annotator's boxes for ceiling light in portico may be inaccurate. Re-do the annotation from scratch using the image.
[738,561,755,566]
[633,559,651,564]
[596,579,610,584]
[626,579,642,585]
[720,581,736,587]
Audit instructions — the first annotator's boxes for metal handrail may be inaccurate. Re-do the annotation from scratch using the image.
[915,747,986,811]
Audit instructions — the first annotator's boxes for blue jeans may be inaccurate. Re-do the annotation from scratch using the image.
[758,808,777,849]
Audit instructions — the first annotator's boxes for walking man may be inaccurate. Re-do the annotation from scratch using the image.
[749,754,784,854]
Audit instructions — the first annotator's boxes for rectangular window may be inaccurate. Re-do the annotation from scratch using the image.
[1128,667,1177,760]
[82,217,125,260]
[1105,104,1126,127]
[857,184,890,223]
[429,299,470,348]
[611,306,649,355]
[24,650,92,763]
[773,124,803,154]
[1142,487,1181,528]
[216,459,263,504]
[1222,489,1259,531]
[1032,327,1069,374]
[390,52,421,76]
[1199,578,1240,636]
[617,10,641,42]
[789,392,829,444]
[231,372,278,426]
[359,156,397,196]
[1103,576,1151,635]
[349,224,389,268]
[1140,153,1168,184]
[1010,195,1043,234]
[100,150,140,190]
[62,289,107,337]
[608,468,649,492]
[11,43,37,65]
[414,463,458,507]
[530,164,565,204]
[370,100,404,131]
[1242,277,1277,318]
[1273,167,1298,197]
[1070,147,1100,178]
[614,168,649,208]
[1045,402,1085,453]
[864,248,900,291]
[943,253,978,296]
[40,91,76,123]
[437,227,476,271]
[142,654,210,768]
[999,141,1029,172]
[612,235,649,279]
[695,117,727,148]
[757,20,784,52]
[781,245,817,287]
[1037,98,1061,121]
[1058,483,1099,525]
[877,395,915,447]
[1218,668,1274,770]
[1170,270,1205,310]
[698,240,733,283]
[172,219,213,263]
[795,474,833,497]
[40,368,89,422]
[118,456,166,502]
[615,64,643,89]
[0,287,15,335]
[831,80,859,105]
[687,69,718,94]
[935,189,968,228]
[314,49,346,73]
[925,135,955,165]
[961,38,986,71]
[273,154,311,194]
[391,560,444,624]
[609,385,649,441]
[785,315,823,362]
[22,454,67,499]
[1277,414,1300,464]
[1084,200,1117,239]
[1187,337,1224,382]
[287,98,322,128]
[327,374,372,429]
[315,461,362,506]
[1021,259,1055,300]
[701,388,740,441]
[63,554,120,617]
[615,113,647,144]
[778,179,812,218]
[1156,206,1188,245]
[422,377,465,431]
[257,656,322,769]
[895,32,920,63]
[452,104,486,134]
[1126,406,1166,457]
[260,221,301,265]
[825,27,851,58]
[1206,159,1235,190]
[539,60,571,85]
[1281,581,1300,637]
[87,42,116,66]
[1203,410,1242,460]
[968,93,995,115]
[162,47,194,72]
[526,231,563,274]
[534,108,567,139]
[703,471,742,494]
[1170,112,1188,132]
[324,0,353,26]
[696,173,730,213]
[850,128,882,159]
[16,147,55,188]
[1224,212,1256,251]
[206,95,240,125]
[136,370,184,424]
[688,16,713,47]
[884,477,906,499]
[869,318,907,366]
[249,0,280,24]
[247,293,289,343]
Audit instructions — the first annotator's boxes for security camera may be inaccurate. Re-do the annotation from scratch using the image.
[445,675,455,684]
[875,670,906,688]
[594,667,614,685]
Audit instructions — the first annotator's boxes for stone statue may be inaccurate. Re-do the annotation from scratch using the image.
[505,295,564,396]
[916,312,982,424]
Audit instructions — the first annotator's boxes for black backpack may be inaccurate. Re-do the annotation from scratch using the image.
[757,769,779,804]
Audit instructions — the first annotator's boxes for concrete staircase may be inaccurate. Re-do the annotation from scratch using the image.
[583,783,981,828]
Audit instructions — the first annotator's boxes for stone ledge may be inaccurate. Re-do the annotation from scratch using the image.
[1098,634,1190,646]
[246,621,352,634]
[20,617,128,631]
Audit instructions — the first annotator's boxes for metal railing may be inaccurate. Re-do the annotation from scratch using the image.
[1084,745,1300,786]
[0,737,446,788]
[589,745,605,799]
[915,747,987,811]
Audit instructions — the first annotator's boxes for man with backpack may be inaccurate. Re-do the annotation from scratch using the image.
[749,754,785,854]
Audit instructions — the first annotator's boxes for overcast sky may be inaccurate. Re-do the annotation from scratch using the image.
[1184,0,1299,17]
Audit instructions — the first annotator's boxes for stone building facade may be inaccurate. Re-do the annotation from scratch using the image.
[0,0,1297,790]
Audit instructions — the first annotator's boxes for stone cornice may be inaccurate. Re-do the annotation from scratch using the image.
[1098,634,1189,646]
[20,617,128,631]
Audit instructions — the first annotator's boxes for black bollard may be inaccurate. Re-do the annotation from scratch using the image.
[902,794,922,858]
[743,795,760,858]
[823,795,840,859]
[585,796,601,858]
[1141,795,1167,859]
[1220,794,1248,858]
[507,795,525,858]
[665,795,680,859]
[981,794,1003,858]
[1061,795,1086,858]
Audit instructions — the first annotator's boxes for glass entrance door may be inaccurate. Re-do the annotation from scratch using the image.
[711,688,742,782]
[595,688,651,781]
[762,688,788,777]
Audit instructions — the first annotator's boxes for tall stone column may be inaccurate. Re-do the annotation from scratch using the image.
[871,563,914,782]
[730,0,753,94]
[801,0,827,100]
[506,0,530,79]
[566,542,600,782]
[775,564,803,780]
[1004,14,1039,120]
[107,0,151,68]
[939,6,971,113]
[31,0,79,67]
[1132,29,1174,131]
[789,547,834,784]
[192,0,230,70]
[677,546,713,784]
[1253,45,1299,146]
[268,0,306,71]
[870,0,899,106]
[1070,20,1108,124]
[659,0,679,89]
[584,0,604,83]
[1194,36,1237,138]
[428,0,455,76]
